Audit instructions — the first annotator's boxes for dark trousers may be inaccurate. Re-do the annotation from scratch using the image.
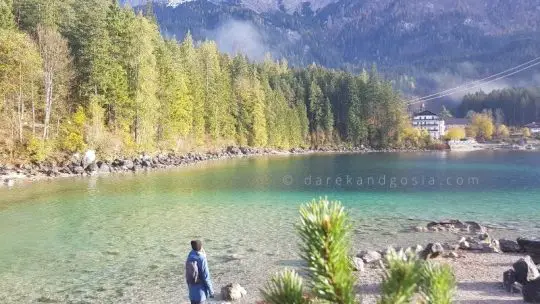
[191,301,205,304]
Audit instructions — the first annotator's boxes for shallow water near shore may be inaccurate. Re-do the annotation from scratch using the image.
[0,151,539,303]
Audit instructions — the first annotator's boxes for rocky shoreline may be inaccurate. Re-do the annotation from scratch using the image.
[354,219,540,303]
[0,146,429,187]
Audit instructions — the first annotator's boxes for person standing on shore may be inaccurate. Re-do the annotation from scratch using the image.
[186,240,215,304]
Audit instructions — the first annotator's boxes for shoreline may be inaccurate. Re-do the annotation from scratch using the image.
[356,221,539,304]
[0,146,431,187]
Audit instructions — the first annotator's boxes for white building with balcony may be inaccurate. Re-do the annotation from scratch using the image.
[412,110,446,139]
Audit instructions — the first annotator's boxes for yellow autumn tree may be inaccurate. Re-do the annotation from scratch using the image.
[497,124,510,139]
[522,128,531,138]
[470,113,494,140]
[445,127,466,140]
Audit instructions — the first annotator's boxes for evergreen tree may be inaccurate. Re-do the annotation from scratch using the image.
[0,0,415,160]
[127,14,159,150]
[199,41,222,141]
[156,39,192,148]
[439,106,453,119]
[0,0,14,29]
[181,32,205,145]
[249,69,268,147]
[308,80,325,146]
[217,54,236,142]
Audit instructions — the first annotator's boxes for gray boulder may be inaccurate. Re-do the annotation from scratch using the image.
[513,256,540,285]
[414,226,428,232]
[481,239,501,253]
[503,269,516,292]
[226,146,241,155]
[478,232,490,241]
[351,257,364,272]
[459,239,471,250]
[72,166,84,174]
[518,238,540,264]
[98,163,111,174]
[523,277,540,303]
[221,283,247,301]
[141,160,151,168]
[500,239,522,253]
[464,221,487,233]
[4,178,15,187]
[358,250,382,264]
[420,243,444,260]
[85,163,97,172]
[123,159,134,170]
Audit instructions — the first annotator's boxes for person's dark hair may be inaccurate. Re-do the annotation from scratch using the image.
[191,240,202,251]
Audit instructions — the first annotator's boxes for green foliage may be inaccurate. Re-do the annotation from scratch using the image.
[263,199,457,304]
[459,88,540,126]
[59,106,86,153]
[439,106,453,119]
[297,198,356,304]
[522,127,531,138]
[261,269,308,304]
[1,0,415,162]
[420,262,456,304]
[379,248,456,304]
[0,0,14,29]
[378,249,422,304]
[153,0,540,97]
[26,136,52,163]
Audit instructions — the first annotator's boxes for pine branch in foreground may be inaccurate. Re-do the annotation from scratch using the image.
[420,262,456,304]
[297,198,357,304]
[378,248,422,304]
[261,198,457,304]
[261,269,309,304]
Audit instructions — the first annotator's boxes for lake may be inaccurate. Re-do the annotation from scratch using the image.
[1,151,539,303]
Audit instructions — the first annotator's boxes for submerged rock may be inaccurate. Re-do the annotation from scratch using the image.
[36,296,59,303]
[414,226,428,232]
[424,219,486,234]
[4,178,15,187]
[464,221,487,233]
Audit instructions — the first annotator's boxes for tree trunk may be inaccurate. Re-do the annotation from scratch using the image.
[17,62,24,143]
[31,84,35,136]
[43,70,54,140]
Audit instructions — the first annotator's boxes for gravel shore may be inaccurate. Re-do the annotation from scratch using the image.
[358,251,526,304]
[184,251,527,304]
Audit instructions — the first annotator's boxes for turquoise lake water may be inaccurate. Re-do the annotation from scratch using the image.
[0,151,539,303]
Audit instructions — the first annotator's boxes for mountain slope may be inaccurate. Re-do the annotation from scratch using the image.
[123,0,339,13]
[149,0,540,95]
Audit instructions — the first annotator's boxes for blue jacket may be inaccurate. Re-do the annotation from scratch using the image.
[186,250,214,301]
